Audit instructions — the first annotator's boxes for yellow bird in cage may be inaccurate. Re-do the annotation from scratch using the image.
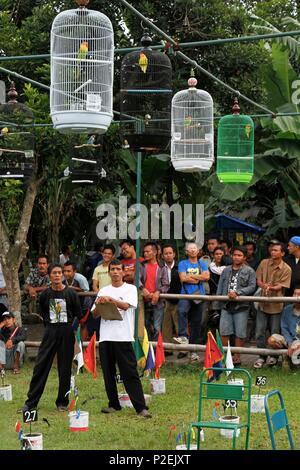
[138,52,148,74]
[76,41,89,80]
[0,127,9,137]
[77,41,88,61]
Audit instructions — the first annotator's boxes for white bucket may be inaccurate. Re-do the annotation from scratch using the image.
[251,394,265,413]
[227,378,244,386]
[118,393,151,408]
[175,429,204,449]
[150,378,166,395]
[0,384,12,401]
[227,378,244,394]
[21,433,43,450]
[291,348,300,365]
[176,444,197,450]
[219,415,240,438]
[69,411,89,432]
[118,393,133,408]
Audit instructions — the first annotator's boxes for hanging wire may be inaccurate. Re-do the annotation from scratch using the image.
[0,39,299,129]
[0,1,297,117]
[117,0,277,116]
[0,30,300,61]
[0,65,50,91]
[0,66,138,122]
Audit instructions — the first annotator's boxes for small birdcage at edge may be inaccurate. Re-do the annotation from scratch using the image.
[217,98,254,184]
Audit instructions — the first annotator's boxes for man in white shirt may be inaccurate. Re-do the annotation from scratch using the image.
[93,259,151,418]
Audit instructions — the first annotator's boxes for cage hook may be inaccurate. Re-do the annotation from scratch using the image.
[140,20,148,31]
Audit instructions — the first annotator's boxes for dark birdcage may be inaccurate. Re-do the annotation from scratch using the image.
[120,32,172,152]
[217,98,254,184]
[0,82,35,179]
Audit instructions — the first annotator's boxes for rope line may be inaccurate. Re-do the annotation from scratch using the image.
[117,0,277,115]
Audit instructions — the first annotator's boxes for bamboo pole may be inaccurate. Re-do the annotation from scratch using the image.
[24,340,287,356]
[78,291,300,303]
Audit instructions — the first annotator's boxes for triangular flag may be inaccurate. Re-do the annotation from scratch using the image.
[216,330,225,362]
[203,331,223,381]
[15,421,21,433]
[136,337,146,369]
[79,308,90,325]
[83,332,97,379]
[74,326,84,374]
[141,328,150,361]
[225,341,234,376]
[154,332,165,379]
[136,327,150,369]
[145,343,155,376]
[168,425,176,439]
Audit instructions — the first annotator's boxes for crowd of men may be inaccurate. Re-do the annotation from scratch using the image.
[1,235,300,374]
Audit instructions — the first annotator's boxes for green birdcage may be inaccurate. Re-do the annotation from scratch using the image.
[217,98,254,183]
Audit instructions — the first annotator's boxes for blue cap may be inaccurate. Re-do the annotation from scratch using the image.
[289,236,300,247]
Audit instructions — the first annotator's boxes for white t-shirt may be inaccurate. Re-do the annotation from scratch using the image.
[0,263,5,288]
[94,283,138,342]
[59,253,69,267]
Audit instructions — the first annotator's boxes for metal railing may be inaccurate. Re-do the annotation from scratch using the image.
[23,291,296,357]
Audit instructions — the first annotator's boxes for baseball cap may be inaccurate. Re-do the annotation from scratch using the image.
[2,311,14,318]
[267,239,281,245]
[289,236,300,247]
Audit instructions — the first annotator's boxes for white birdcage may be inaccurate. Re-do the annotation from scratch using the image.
[50,1,114,134]
[171,76,214,172]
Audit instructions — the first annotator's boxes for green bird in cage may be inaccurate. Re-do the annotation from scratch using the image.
[184,115,193,127]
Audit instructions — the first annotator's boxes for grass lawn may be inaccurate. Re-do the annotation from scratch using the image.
[1,361,299,450]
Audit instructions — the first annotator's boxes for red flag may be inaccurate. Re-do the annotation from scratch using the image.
[83,332,97,379]
[168,425,176,439]
[79,308,90,325]
[15,421,21,433]
[154,332,165,379]
[203,331,223,381]
[69,399,75,412]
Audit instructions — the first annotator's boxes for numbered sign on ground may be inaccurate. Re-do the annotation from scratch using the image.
[255,376,267,387]
[224,399,238,409]
[23,409,38,423]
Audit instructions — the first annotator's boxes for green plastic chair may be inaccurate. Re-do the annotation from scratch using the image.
[264,390,295,450]
[187,367,252,450]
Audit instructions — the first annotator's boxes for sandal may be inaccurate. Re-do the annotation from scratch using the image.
[13,369,20,375]
[232,355,241,366]
[253,358,265,369]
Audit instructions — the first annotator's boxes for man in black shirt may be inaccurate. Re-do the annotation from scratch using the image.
[20,264,82,412]
[161,245,181,355]
[285,236,300,297]
[245,241,260,271]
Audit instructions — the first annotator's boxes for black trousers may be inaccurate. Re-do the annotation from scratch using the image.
[99,341,147,413]
[26,324,75,408]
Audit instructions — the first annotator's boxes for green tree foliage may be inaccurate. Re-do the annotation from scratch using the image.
[207,36,300,238]
[0,0,300,260]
